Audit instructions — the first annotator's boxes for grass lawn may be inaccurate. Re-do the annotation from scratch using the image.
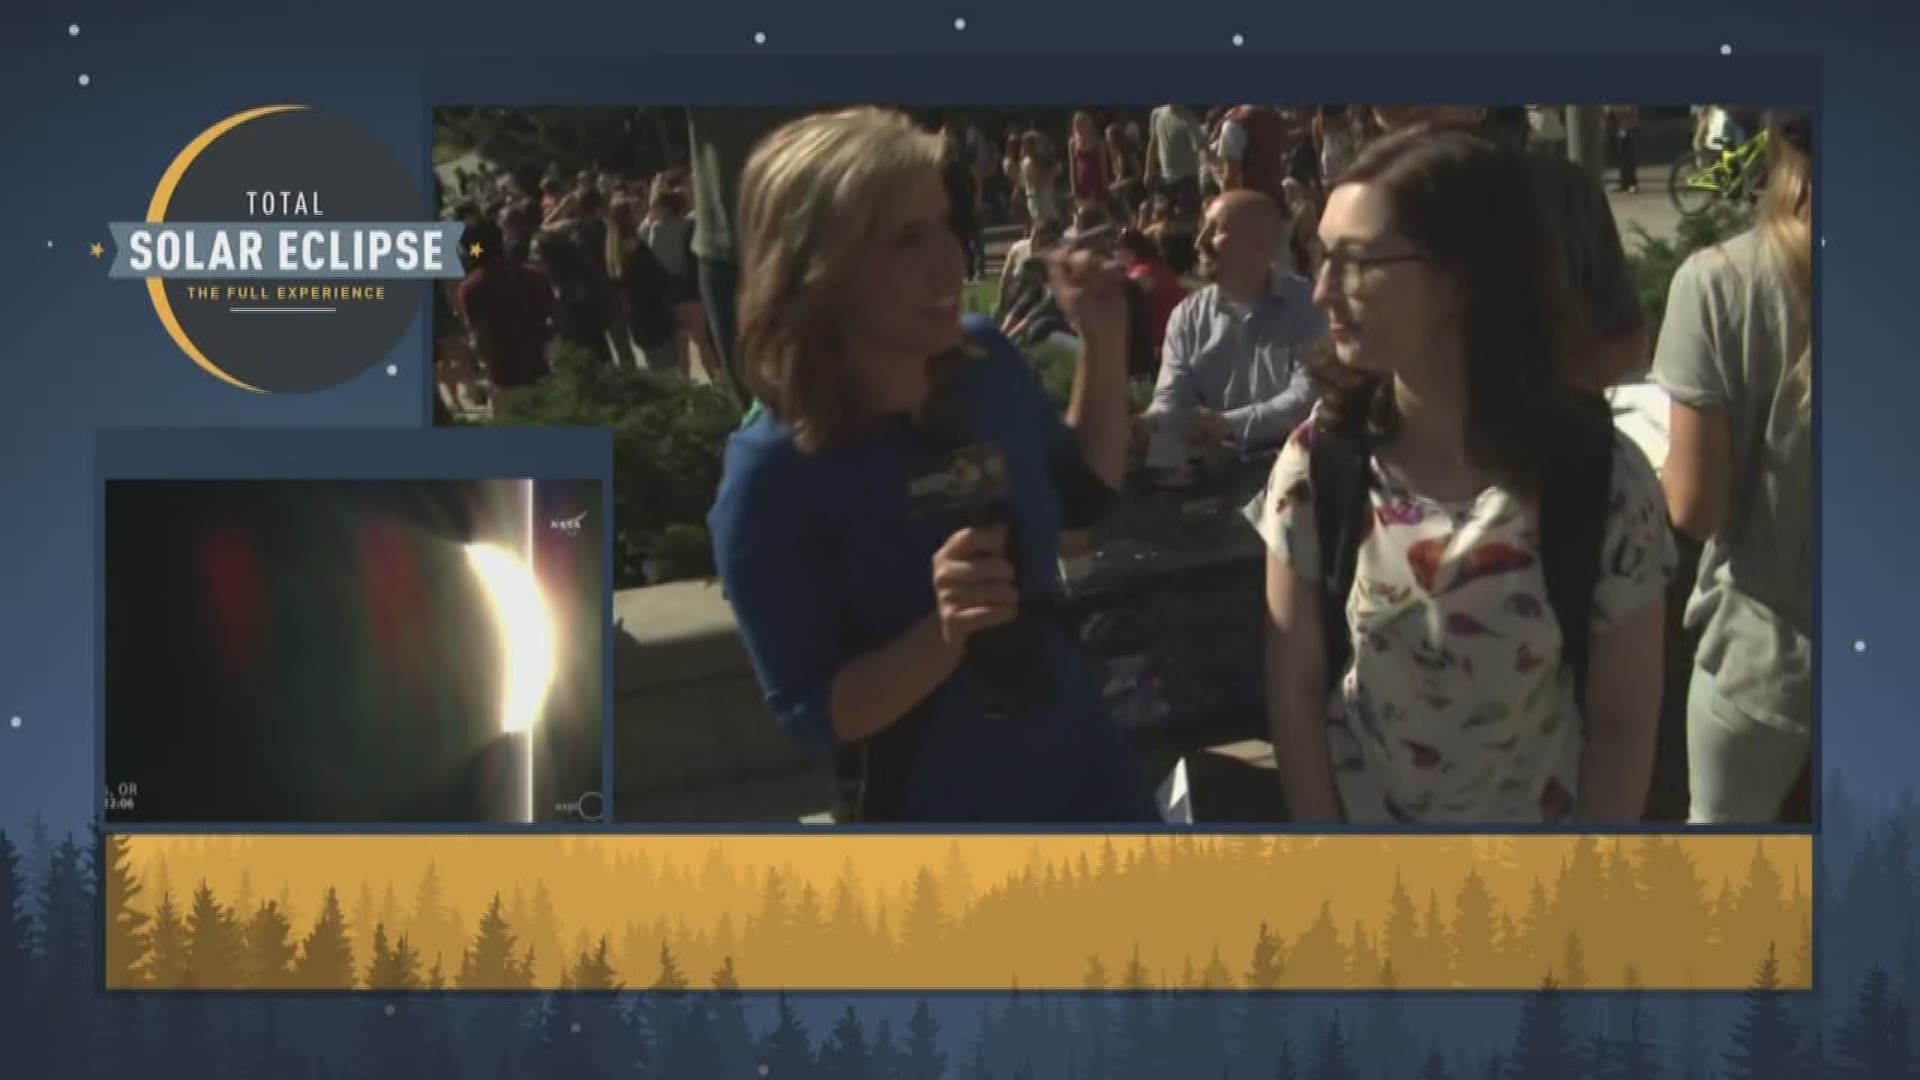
[963,278,998,317]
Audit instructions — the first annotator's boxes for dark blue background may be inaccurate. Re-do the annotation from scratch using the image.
[0,0,1912,1075]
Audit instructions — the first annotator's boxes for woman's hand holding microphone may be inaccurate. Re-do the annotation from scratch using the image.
[932,524,1019,646]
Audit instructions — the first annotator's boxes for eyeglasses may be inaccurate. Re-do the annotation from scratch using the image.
[1317,247,1430,292]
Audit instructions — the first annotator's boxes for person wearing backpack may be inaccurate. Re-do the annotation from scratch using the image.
[1255,127,1674,824]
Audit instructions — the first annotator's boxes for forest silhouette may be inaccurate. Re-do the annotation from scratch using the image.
[101,834,1811,991]
[2,804,1916,1077]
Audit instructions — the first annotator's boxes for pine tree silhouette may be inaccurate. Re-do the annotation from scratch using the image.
[904,998,948,1080]
[98,833,148,989]
[184,881,245,988]
[1609,975,1665,1080]
[533,937,622,1080]
[1420,1042,1452,1080]
[1077,978,1111,1080]
[22,814,50,931]
[762,991,817,1078]
[0,831,36,1000]
[1834,966,1913,1078]
[1232,927,1286,1080]
[903,867,948,978]
[820,1005,870,1080]
[710,957,757,1080]
[944,842,977,923]
[652,941,690,991]
[1721,945,1799,1080]
[1600,842,1640,972]
[1383,873,1424,984]
[145,887,191,987]
[1795,1021,1827,1080]
[1585,1028,1614,1080]
[1202,944,1232,989]
[1675,976,1710,1080]
[1274,1035,1299,1080]
[456,893,530,990]
[1454,869,1499,984]
[1424,891,1454,987]
[1311,1012,1358,1080]
[1348,923,1381,990]
[648,937,720,1078]
[870,1017,903,1080]
[409,861,461,986]
[1507,974,1580,1079]
[1363,963,1417,1079]
[1561,932,1590,990]
[751,868,796,975]
[1112,944,1159,1080]
[351,879,376,977]
[1518,877,1554,983]
[1290,902,1346,988]
[240,900,298,988]
[526,880,563,987]
[1249,921,1286,989]
[294,886,356,989]
[969,1037,995,1080]
[38,834,91,996]
[365,924,426,990]
[1902,918,1920,1010]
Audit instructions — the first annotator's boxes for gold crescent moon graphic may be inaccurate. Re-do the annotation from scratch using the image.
[145,104,308,394]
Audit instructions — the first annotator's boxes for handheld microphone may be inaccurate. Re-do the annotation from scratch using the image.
[913,389,1056,714]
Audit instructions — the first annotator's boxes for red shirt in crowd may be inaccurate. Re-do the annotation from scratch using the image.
[456,261,557,390]
[1125,253,1188,358]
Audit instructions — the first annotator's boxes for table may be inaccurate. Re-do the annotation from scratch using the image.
[1061,457,1273,733]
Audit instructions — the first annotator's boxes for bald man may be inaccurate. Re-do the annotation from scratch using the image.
[1144,190,1326,451]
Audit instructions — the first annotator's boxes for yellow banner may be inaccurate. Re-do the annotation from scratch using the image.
[104,834,1811,991]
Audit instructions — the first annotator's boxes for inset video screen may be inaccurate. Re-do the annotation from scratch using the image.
[103,477,606,825]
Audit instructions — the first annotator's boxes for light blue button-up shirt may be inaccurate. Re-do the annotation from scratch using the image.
[1146,272,1326,450]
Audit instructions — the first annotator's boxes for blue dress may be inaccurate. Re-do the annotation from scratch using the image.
[709,316,1157,823]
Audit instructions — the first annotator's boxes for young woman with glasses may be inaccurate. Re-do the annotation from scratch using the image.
[1255,126,1675,824]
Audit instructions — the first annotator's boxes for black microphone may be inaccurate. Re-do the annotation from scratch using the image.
[914,388,1056,715]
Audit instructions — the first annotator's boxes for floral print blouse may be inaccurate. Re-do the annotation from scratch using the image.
[1255,413,1675,823]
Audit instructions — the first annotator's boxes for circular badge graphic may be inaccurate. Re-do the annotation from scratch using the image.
[147,106,431,394]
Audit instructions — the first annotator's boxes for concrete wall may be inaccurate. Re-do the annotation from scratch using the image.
[612,581,832,822]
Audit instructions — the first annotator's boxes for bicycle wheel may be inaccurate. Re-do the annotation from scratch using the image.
[1669,152,1720,216]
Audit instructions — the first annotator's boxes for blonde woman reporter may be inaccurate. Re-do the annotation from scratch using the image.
[1653,111,1814,823]
[708,109,1156,823]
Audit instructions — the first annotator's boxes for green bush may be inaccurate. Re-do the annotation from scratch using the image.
[1028,337,1154,413]
[490,344,739,588]
[1627,200,1755,344]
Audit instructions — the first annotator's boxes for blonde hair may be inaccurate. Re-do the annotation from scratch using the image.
[736,107,946,452]
[1759,122,1813,423]
[604,198,637,283]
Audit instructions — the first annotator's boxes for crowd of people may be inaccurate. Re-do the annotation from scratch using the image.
[434,160,716,415]
[436,103,1812,829]
[437,104,1660,419]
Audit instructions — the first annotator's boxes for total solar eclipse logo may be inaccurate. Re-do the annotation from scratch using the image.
[107,105,464,394]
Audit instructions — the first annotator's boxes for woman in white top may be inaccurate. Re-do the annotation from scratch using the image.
[1020,132,1064,228]
[1652,111,1813,823]
[640,182,718,383]
[1259,126,1673,824]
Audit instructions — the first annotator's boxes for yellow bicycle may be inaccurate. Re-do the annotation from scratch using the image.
[1669,127,1771,216]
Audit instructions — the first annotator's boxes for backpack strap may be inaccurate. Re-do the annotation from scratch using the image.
[1307,418,1374,698]
[1538,395,1616,709]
